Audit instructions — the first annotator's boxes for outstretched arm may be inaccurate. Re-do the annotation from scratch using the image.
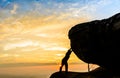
[66,48,72,56]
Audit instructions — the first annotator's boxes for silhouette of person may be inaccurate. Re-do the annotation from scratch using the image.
[59,48,72,73]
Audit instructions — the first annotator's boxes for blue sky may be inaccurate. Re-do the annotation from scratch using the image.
[0,0,120,19]
[0,0,120,64]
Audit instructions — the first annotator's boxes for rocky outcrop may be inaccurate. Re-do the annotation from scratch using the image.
[68,13,120,75]
[50,67,114,78]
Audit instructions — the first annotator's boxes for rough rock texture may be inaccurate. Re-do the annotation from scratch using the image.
[68,13,120,75]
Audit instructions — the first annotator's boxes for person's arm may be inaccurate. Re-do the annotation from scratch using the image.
[66,48,72,56]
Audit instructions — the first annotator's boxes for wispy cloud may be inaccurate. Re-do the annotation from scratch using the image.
[44,47,68,51]
[10,4,18,14]
[3,40,39,50]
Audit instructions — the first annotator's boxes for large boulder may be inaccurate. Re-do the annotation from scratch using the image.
[68,13,120,75]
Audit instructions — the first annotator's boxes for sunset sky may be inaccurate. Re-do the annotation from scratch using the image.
[0,0,120,65]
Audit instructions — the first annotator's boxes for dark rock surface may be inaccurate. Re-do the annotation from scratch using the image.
[50,67,119,78]
[68,13,120,74]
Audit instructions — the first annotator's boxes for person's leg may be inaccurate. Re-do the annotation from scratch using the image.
[59,65,63,72]
[65,62,68,73]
